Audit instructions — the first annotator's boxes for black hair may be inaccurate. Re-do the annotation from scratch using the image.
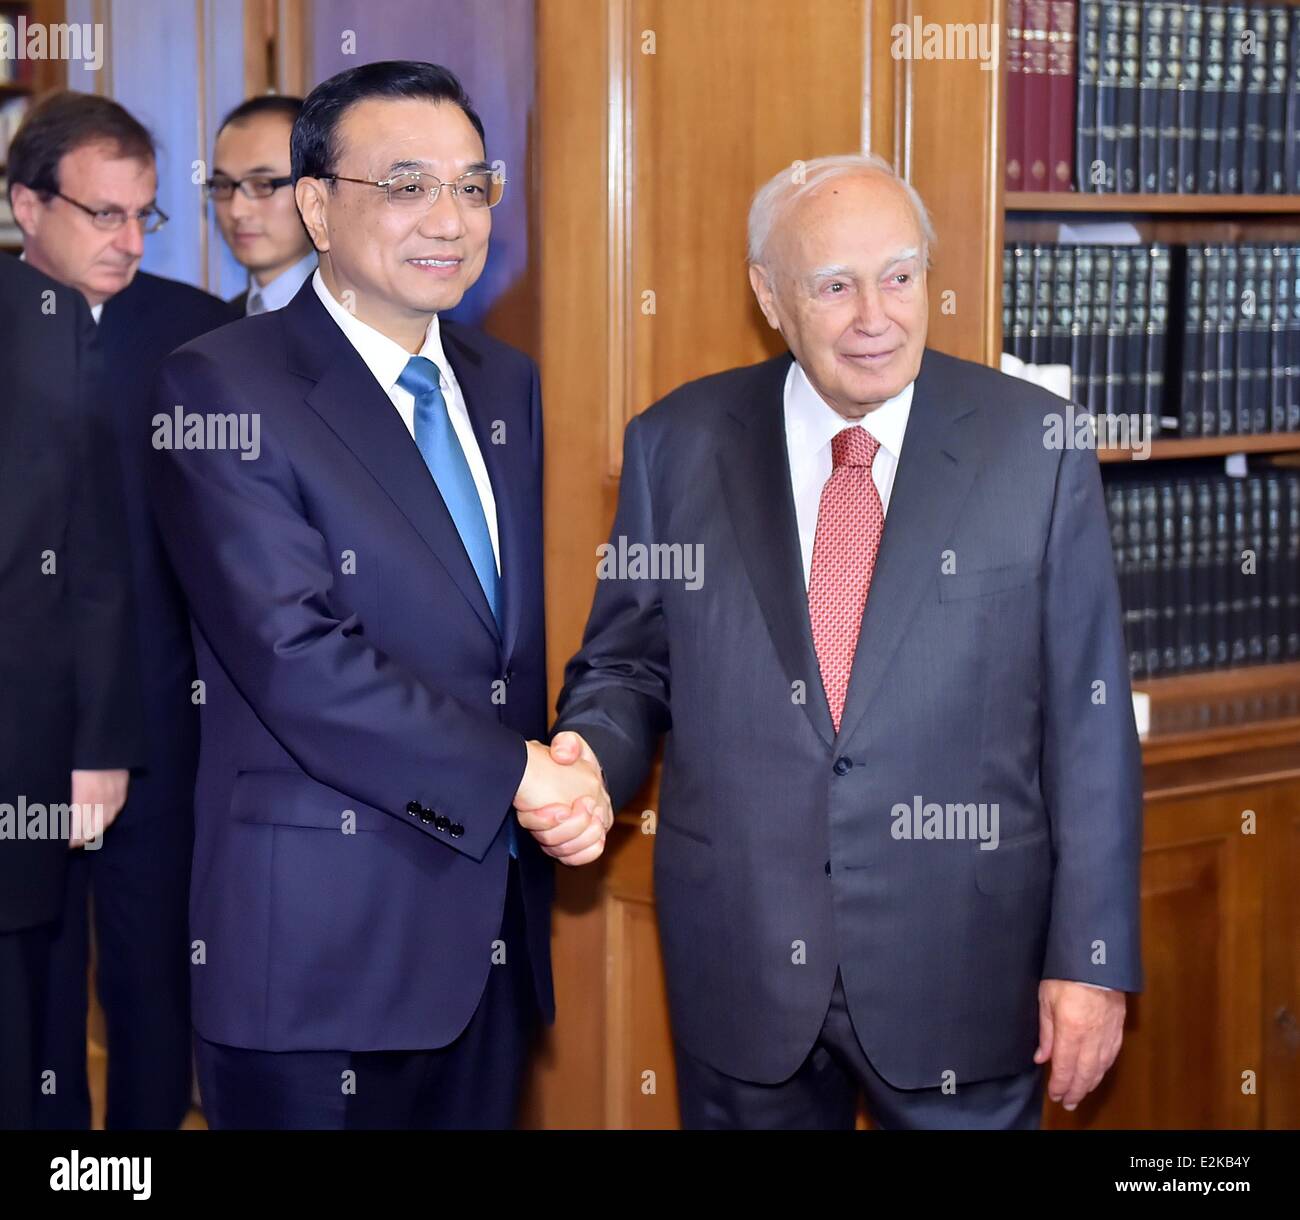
[291,61,485,185]
[216,94,304,140]
[7,91,155,202]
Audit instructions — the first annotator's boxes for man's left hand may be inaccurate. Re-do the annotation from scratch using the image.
[1034,979,1126,1111]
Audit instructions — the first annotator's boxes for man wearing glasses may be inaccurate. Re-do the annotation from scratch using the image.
[148,61,609,1129]
[8,91,234,1131]
[208,95,316,316]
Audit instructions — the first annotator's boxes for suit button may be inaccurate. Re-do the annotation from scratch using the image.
[406,801,421,816]
[833,757,853,776]
[504,668,514,684]
[434,815,450,831]
[419,809,434,825]
[825,860,832,876]
[450,823,465,838]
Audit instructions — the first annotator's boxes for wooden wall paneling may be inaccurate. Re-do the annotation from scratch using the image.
[1046,784,1267,1129]
[1262,780,1300,1128]
[897,0,1003,365]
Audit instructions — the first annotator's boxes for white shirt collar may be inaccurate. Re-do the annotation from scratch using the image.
[786,358,913,459]
[246,250,317,315]
[311,268,453,393]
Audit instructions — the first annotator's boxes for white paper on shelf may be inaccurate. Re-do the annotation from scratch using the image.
[999,353,1073,401]
[1131,690,1151,738]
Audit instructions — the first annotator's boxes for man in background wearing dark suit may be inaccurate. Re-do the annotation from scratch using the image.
[207,95,316,316]
[9,91,236,1129]
[545,154,1143,1129]
[0,254,140,1129]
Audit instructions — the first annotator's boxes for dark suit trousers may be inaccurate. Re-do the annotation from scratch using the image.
[674,969,1045,1130]
[0,923,53,1129]
[35,789,194,1130]
[194,858,538,1129]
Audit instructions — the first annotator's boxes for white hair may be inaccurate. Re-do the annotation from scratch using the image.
[746,153,937,269]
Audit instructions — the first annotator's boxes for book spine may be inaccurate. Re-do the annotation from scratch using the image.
[1125,485,1149,677]
[1202,244,1221,436]
[1221,3,1248,191]
[1053,245,1076,364]
[1271,245,1291,431]
[1031,244,1056,364]
[1265,5,1289,191]
[1012,243,1034,360]
[1255,243,1273,431]
[1201,0,1227,189]
[1128,244,1151,419]
[1071,245,1095,400]
[1007,0,1027,191]
[1106,248,1131,418]
[1140,1,1167,191]
[1159,1,1185,192]
[1264,474,1283,660]
[1116,1,1141,190]
[1003,245,1014,351]
[1228,476,1249,665]
[1078,0,1104,189]
[1090,246,1114,410]
[1288,6,1300,191]
[1238,243,1258,434]
[1220,244,1239,433]
[1025,0,1054,189]
[1048,0,1079,189]
[1211,479,1232,666]
[1141,483,1162,674]
[1175,479,1198,671]
[1194,478,1215,669]
[1246,475,1266,663]
[1177,1,1203,192]
[1183,245,1206,436]
[1241,2,1269,192]
[1146,244,1171,419]
[1158,482,1179,673]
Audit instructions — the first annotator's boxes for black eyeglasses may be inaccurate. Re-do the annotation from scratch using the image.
[53,190,168,234]
[205,174,294,201]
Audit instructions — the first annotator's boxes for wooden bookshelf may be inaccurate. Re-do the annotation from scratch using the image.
[1098,434,1300,462]
[1007,191,1300,214]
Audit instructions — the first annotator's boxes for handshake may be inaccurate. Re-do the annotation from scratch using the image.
[512,732,613,866]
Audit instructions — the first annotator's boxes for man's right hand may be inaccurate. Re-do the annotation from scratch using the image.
[514,738,612,866]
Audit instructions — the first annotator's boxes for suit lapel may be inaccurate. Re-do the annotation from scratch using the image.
[717,354,837,749]
[442,321,524,665]
[834,350,981,745]
[284,283,501,645]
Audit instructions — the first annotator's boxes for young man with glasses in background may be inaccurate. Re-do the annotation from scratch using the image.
[208,95,316,316]
[8,91,235,1131]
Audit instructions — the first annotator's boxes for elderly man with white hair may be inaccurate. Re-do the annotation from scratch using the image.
[535,153,1143,1129]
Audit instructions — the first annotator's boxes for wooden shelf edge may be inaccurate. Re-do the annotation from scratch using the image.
[1099,435,1300,463]
[1006,192,1300,214]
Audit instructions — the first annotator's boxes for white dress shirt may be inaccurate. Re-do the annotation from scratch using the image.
[784,359,913,588]
[245,251,317,315]
[311,269,501,574]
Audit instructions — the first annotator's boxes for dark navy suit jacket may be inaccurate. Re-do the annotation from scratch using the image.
[98,270,236,817]
[147,279,553,1051]
[556,348,1144,1089]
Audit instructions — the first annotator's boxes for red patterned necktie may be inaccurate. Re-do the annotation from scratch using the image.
[808,426,884,733]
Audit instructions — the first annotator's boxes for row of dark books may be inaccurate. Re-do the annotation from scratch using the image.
[1003,241,1300,434]
[1002,242,1171,418]
[1008,1,1300,195]
[1105,470,1300,679]
[1178,243,1300,435]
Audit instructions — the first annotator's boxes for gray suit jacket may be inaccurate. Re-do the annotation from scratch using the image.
[555,346,1143,1088]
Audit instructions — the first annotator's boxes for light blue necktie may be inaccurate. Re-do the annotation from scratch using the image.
[398,357,515,856]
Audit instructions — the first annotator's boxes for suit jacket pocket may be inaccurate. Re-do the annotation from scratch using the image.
[230,769,389,833]
[653,819,715,884]
[938,561,1039,602]
[974,827,1052,895]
